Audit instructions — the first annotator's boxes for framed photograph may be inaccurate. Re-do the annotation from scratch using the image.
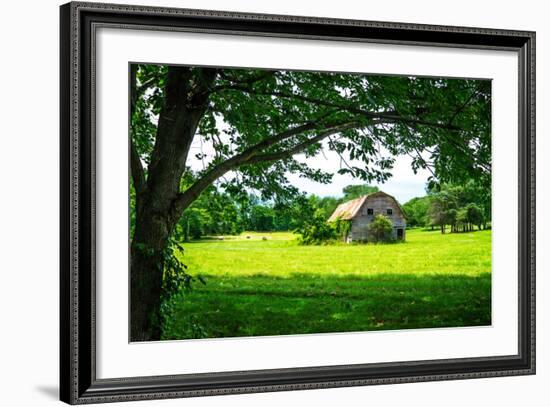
[60,1,535,404]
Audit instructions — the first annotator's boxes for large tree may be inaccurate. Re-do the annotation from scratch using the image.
[130,64,491,341]
[342,184,379,201]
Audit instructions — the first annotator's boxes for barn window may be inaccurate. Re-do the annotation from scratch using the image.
[386,208,393,215]
[367,208,374,215]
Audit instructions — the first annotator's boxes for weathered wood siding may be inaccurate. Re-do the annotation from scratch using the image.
[349,195,406,241]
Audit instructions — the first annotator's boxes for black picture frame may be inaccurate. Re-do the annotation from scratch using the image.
[60,2,536,404]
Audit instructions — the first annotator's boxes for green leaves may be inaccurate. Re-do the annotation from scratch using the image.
[368,214,394,243]
[160,239,189,298]
[131,64,167,165]
[426,181,490,232]
[175,181,244,241]
[342,184,379,201]
[160,237,209,304]
[295,210,342,245]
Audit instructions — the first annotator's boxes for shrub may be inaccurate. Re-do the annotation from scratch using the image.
[296,211,339,245]
[368,214,394,242]
[332,217,352,240]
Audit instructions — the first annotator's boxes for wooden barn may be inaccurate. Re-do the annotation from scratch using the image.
[327,191,407,242]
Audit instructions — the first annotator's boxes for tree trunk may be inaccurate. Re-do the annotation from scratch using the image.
[130,66,218,341]
[130,208,170,341]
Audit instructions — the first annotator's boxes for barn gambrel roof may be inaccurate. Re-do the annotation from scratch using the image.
[327,191,406,222]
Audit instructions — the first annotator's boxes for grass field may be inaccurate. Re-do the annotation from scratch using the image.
[161,229,491,340]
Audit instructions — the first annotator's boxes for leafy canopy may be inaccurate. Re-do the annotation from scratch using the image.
[132,64,491,205]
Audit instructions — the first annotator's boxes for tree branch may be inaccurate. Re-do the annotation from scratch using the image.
[219,70,275,86]
[130,138,147,196]
[229,121,320,159]
[212,85,460,131]
[327,135,354,172]
[245,123,358,165]
[447,86,482,126]
[130,65,159,113]
[129,64,147,197]
[170,121,359,217]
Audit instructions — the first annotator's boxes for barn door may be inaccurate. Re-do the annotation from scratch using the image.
[397,228,404,239]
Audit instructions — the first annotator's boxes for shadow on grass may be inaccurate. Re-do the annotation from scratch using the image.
[160,272,491,341]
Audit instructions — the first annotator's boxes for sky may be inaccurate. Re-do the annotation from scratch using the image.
[287,149,429,204]
[187,136,431,205]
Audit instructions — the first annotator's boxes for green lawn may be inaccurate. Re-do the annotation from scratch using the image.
[161,229,491,340]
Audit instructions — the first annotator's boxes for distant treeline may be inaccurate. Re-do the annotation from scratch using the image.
[130,179,490,242]
[172,184,379,241]
[403,180,491,233]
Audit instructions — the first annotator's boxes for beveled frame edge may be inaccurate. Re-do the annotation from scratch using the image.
[60,1,536,404]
